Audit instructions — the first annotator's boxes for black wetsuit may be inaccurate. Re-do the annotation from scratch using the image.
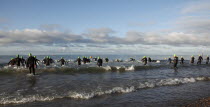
[77,58,81,65]
[180,58,184,64]
[83,58,87,64]
[97,58,103,67]
[173,56,178,68]
[49,58,54,64]
[58,58,65,66]
[21,58,26,66]
[15,57,22,67]
[27,56,36,75]
[8,59,16,66]
[142,57,147,65]
[168,58,172,63]
[43,58,47,65]
[197,56,203,65]
[206,57,209,64]
[105,58,109,63]
[148,57,152,62]
[34,58,39,68]
[191,57,195,64]
[87,59,90,63]
[46,58,51,66]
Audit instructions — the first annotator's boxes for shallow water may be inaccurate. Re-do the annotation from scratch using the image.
[0,55,209,107]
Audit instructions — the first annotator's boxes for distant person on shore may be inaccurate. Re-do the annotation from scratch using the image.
[77,57,81,66]
[141,56,147,65]
[197,55,203,65]
[191,55,195,64]
[173,54,178,69]
[97,57,103,67]
[26,53,36,75]
[180,56,184,64]
[58,57,66,66]
[206,55,209,64]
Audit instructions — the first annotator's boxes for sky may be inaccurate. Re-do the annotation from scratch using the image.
[0,0,210,55]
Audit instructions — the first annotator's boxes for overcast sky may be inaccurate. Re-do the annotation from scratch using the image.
[0,0,210,55]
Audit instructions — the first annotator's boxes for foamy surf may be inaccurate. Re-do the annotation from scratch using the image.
[0,76,209,105]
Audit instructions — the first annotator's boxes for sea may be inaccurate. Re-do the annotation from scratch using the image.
[0,55,209,107]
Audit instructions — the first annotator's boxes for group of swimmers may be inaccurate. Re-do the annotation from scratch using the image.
[7,54,106,75]
[6,53,210,75]
[168,54,209,69]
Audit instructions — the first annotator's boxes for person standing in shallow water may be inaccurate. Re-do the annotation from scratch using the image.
[197,55,203,65]
[105,57,109,63]
[20,56,26,67]
[206,55,209,64]
[173,54,178,69]
[180,56,184,64]
[58,57,66,66]
[15,55,22,68]
[77,57,81,66]
[26,53,36,75]
[97,57,103,67]
[191,55,195,64]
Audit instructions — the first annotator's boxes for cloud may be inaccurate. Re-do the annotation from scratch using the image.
[0,27,210,47]
[175,16,210,34]
[181,1,210,14]
[84,28,115,43]
[0,29,84,46]
[39,24,61,31]
[128,21,156,27]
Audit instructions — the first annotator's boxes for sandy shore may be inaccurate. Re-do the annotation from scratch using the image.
[185,97,210,107]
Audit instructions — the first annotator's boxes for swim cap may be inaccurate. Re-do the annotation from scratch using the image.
[28,53,32,56]
[34,56,36,58]
[78,56,80,58]
[98,56,100,59]
[174,54,176,57]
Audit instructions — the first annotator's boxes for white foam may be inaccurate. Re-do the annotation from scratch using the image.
[125,65,135,71]
[0,76,209,105]
[102,66,112,71]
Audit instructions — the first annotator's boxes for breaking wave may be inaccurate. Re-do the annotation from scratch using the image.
[1,76,210,105]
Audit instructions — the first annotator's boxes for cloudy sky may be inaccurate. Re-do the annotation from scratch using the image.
[0,0,210,55]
